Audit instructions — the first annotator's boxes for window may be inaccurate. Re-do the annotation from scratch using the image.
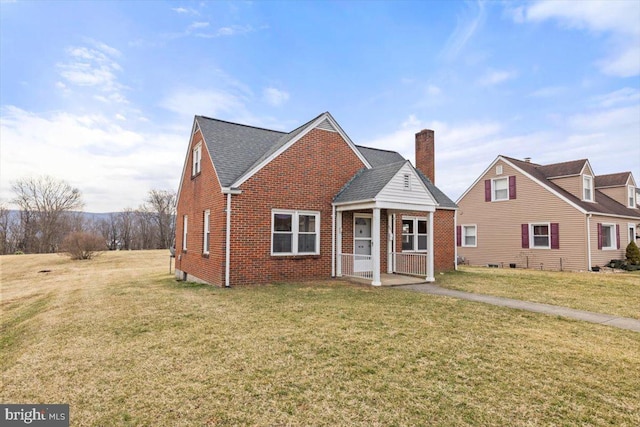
[629,224,637,245]
[182,215,188,251]
[203,210,210,254]
[600,224,616,250]
[496,165,503,175]
[629,186,636,208]
[192,143,202,176]
[531,223,550,248]
[493,177,508,201]
[583,175,593,201]
[272,210,320,255]
[462,225,477,247]
[402,217,427,251]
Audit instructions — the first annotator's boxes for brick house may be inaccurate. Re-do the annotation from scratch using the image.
[456,155,640,271]
[175,112,457,286]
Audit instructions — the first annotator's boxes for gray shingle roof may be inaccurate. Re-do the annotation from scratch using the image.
[196,116,285,187]
[195,113,458,210]
[356,145,405,167]
[595,172,631,188]
[334,161,407,203]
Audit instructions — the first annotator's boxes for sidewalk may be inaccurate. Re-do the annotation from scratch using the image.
[398,283,640,332]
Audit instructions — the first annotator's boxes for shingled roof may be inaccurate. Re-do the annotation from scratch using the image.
[502,156,640,219]
[595,172,631,188]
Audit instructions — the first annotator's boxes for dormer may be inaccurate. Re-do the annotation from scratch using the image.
[541,159,593,202]
[595,172,637,209]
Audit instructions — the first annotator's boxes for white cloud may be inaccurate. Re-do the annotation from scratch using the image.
[591,87,640,108]
[0,106,184,212]
[440,1,487,61]
[517,0,640,77]
[529,86,566,98]
[478,69,517,86]
[263,87,290,106]
[427,85,442,96]
[56,41,128,104]
[159,88,247,118]
[188,21,209,30]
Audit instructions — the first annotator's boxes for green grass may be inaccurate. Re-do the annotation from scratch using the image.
[436,266,640,319]
[1,251,639,426]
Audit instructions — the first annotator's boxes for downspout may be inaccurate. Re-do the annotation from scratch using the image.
[225,193,232,288]
[331,204,336,277]
[586,213,592,271]
[454,210,458,271]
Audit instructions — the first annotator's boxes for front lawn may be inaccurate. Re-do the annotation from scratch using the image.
[436,266,640,319]
[1,251,639,426]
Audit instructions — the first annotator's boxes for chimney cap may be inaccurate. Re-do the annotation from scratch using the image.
[524,157,531,163]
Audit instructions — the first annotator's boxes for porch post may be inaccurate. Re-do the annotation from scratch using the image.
[387,213,394,274]
[427,210,435,282]
[336,210,343,277]
[372,207,381,286]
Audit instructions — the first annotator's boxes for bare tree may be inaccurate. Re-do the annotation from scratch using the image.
[97,213,120,250]
[0,202,14,254]
[143,189,176,249]
[117,209,135,250]
[11,176,84,253]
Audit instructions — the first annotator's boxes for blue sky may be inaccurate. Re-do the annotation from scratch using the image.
[1,0,639,212]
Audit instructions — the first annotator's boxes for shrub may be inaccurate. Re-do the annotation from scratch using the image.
[626,241,640,266]
[60,232,106,260]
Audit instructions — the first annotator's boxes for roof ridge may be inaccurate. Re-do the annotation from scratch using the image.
[196,115,286,135]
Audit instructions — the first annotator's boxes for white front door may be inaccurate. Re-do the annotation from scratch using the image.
[354,215,373,273]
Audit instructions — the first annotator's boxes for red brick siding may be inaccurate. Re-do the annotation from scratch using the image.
[175,130,226,285]
[228,128,366,285]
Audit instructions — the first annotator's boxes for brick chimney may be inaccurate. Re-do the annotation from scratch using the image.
[415,129,435,183]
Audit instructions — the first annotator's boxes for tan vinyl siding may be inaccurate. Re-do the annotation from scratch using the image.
[589,215,631,268]
[549,175,583,200]
[598,186,627,207]
[457,160,588,271]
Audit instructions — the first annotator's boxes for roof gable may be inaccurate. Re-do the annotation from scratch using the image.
[232,112,371,187]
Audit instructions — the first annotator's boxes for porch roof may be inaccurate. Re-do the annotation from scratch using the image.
[333,161,406,203]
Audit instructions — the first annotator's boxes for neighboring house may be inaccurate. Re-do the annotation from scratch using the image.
[456,156,640,271]
[174,112,457,287]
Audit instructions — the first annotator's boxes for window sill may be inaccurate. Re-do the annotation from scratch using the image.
[271,254,321,260]
[191,172,202,180]
[202,253,210,259]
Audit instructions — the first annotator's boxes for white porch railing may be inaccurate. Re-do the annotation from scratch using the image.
[338,253,373,279]
[392,252,428,276]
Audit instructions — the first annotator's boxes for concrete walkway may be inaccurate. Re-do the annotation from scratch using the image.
[398,283,640,332]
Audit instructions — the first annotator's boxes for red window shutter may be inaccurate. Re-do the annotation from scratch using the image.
[456,226,462,247]
[509,176,516,200]
[521,224,529,248]
[484,180,491,202]
[616,224,620,249]
[597,223,602,250]
[550,223,559,249]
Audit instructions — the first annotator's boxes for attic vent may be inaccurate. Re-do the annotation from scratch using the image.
[496,165,503,175]
[316,118,337,132]
[403,174,411,190]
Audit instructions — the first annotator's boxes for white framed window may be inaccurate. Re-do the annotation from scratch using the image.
[192,143,202,176]
[203,210,210,254]
[583,175,593,202]
[462,225,477,247]
[402,217,427,251]
[492,177,509,201]
[629,223,637,245]
[272,210,320,255]
[628,186,636,208]
[182,215,188,251]
[601,223,616,250]
[530,223,550,249]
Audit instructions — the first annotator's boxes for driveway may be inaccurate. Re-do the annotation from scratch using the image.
[398,283,640,332]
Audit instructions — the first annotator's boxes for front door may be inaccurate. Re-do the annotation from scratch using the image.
[354,215,373,273]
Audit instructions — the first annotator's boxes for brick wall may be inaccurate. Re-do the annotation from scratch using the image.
[175,129,226,286]
[228,128,366,285]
